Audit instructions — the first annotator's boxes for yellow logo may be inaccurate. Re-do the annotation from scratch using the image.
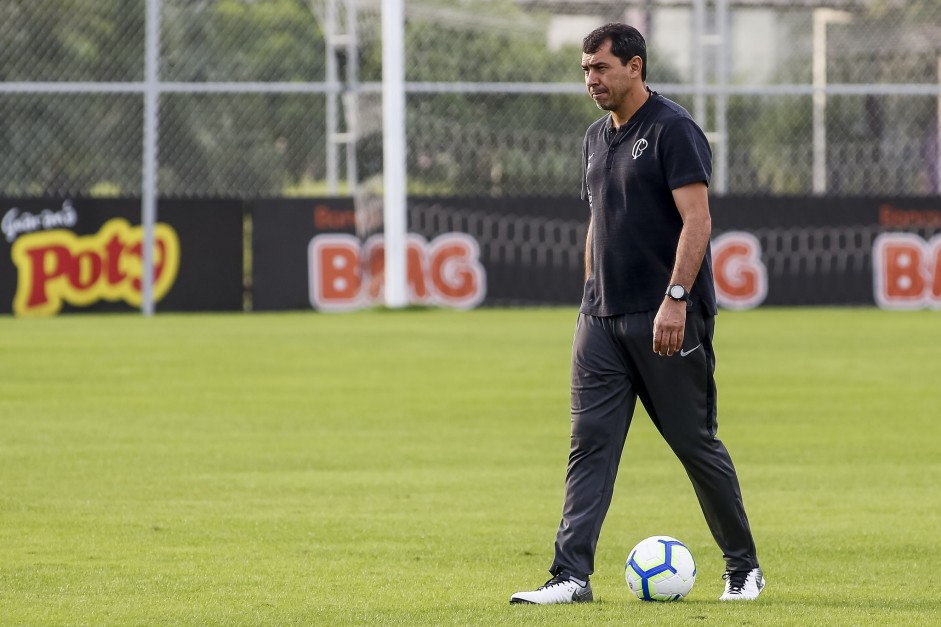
[11,218,181,316]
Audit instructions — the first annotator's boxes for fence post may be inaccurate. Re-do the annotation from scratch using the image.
[142,0,161,316]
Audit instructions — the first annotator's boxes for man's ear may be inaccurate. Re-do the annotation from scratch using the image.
[629,55,643,78]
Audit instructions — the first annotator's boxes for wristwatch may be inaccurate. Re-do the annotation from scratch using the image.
[665,284,689,302]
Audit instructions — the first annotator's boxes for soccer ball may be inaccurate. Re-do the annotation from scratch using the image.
[625,535,697,601]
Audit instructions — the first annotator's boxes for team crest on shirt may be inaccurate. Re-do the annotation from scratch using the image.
[632,139,649,159]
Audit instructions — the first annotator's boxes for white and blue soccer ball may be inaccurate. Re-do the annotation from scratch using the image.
[625,535,697,601]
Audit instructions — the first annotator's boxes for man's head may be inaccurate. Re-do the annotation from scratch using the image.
[582,23,647,81]
[581,23,647,116]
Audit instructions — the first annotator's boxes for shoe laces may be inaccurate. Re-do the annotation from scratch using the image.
[723,569,750,594]
[539,574,572,590]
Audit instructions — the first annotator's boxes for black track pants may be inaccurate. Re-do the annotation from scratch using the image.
[550,311,759,580]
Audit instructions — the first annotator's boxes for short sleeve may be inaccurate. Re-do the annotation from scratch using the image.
[660,116,712,191]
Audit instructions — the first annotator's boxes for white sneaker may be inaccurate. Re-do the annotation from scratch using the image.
[510,574,593,605]
[719,567,766,601]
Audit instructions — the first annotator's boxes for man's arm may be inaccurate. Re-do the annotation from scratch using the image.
[652,182,712,356]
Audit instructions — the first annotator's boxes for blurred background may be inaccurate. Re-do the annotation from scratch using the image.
[2,1,940,315]
[2,0,939,200]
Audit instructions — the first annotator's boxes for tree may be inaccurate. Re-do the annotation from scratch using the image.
[159,0,326,197]
[0,0,327,198]
[0,0,143,196]
[355,0,684,197]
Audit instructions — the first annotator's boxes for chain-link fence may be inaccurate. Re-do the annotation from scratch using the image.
[2,0,940,199]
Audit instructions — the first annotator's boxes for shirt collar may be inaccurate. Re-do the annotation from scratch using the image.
[605,87,657,134]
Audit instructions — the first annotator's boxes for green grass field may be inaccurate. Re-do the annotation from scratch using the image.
[1,308,939,625]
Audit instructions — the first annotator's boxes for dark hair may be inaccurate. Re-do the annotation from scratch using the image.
[582,23,647,81]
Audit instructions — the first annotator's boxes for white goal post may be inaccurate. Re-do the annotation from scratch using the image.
[381,0,408,308]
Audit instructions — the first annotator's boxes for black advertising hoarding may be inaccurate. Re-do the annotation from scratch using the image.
[407,197,582,307]
[252,198,489,311]
[251,195,941,311]
[0,198,244,316]
[712,196,941,308]
[14,195,933,315]
[251,198,355,311]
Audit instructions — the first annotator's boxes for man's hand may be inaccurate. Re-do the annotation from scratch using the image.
[653,298,687,356]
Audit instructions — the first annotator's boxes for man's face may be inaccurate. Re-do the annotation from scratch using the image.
[581,40,635,112]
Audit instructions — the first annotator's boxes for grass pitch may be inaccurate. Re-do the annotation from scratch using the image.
[1,307,939,625]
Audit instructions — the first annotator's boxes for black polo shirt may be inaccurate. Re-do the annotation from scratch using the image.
[580,90,718,316]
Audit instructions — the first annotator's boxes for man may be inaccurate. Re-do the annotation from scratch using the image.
[510,23,764,605]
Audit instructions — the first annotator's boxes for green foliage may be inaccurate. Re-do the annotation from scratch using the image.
[158,0,326,197]
[1,308,940,625]
[868,0,939,21]
[0,0,143,82]
[404,93,598,196]
[3,1,937,197]
[372,2,602,196]
[0,0,604,198]
[1,0,327,197]
[0,1,144,195]
[162,0,323,82]
[730,95,813,194]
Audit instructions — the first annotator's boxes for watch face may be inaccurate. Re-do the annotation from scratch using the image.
[670,285,685,299]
